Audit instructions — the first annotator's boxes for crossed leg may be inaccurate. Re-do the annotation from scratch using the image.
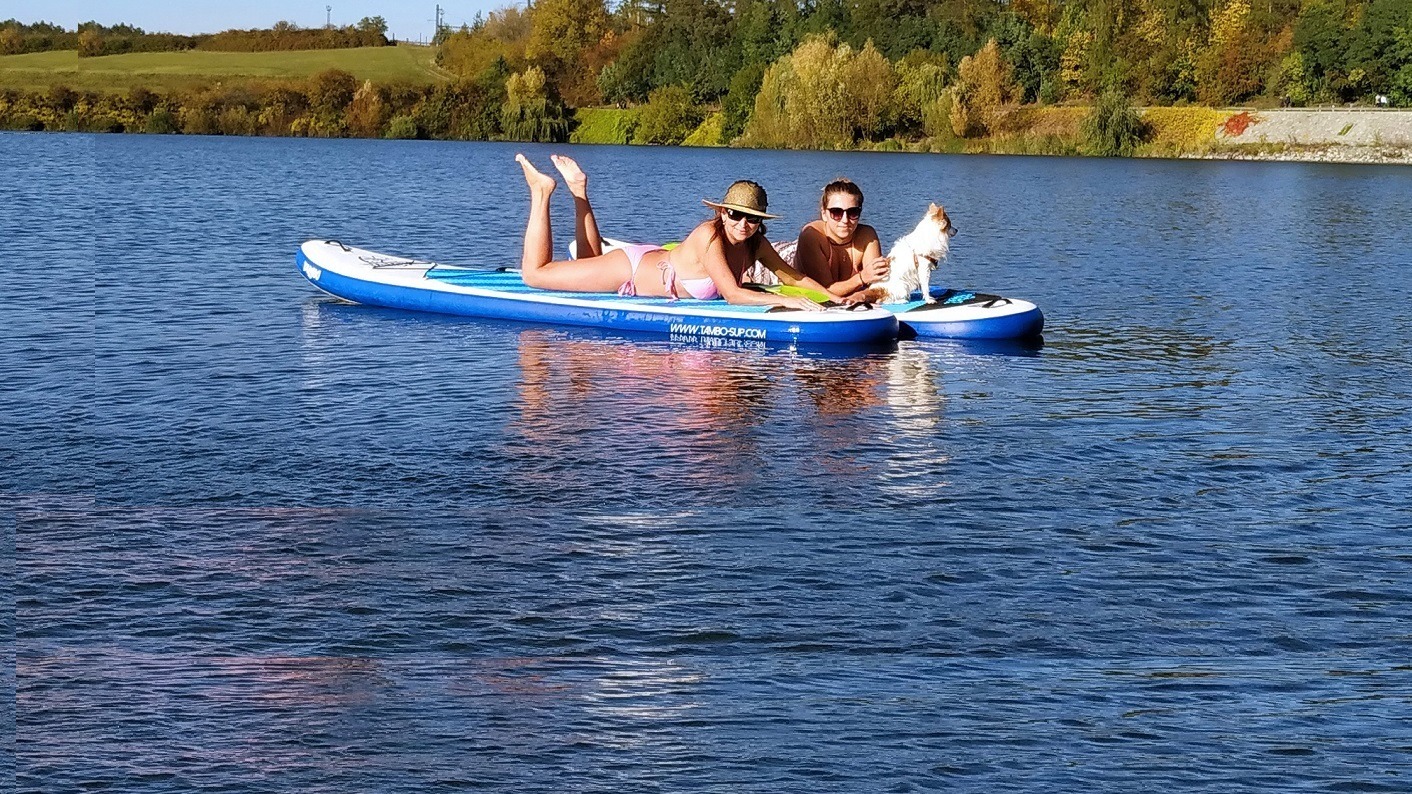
[550,154,602,259]
[516,154,630,292]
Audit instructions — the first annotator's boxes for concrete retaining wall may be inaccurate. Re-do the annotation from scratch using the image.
[1221,109,1412,147]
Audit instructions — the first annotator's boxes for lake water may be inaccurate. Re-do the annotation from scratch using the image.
[4,132,1411,792]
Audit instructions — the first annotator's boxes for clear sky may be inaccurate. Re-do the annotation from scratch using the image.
[4,1,511,43]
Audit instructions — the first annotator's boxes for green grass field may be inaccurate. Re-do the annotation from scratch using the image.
[0,44,447,93]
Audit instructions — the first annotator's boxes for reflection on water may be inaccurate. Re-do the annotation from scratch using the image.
[506,328,956,499]
[292,301,981,507]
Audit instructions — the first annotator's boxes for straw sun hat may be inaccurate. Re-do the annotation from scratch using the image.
[702,180,780,219]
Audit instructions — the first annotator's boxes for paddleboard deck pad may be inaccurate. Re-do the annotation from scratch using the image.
[297,240,899,345]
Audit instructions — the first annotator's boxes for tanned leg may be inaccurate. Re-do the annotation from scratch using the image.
[516,154,556,281]
[514,154,636,294]
[550,154,602,259]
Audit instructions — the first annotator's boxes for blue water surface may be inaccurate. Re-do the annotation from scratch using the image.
[4,132,1411,793]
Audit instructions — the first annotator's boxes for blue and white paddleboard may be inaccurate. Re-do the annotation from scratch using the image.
[888,290,1044,340]
[296,240,899,345]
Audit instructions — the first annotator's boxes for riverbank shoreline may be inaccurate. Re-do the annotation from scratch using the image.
[6,107,1409,165]
[1186,144,1412,165]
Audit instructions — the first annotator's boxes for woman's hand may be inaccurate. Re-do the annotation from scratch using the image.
[777,295,824,312]
[861,256,890,285]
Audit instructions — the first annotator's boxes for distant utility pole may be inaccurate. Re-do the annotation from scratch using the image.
[326,5,332,28]
[435,4,444,32]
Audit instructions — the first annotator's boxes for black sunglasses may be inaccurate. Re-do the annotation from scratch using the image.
[827,206,862,220]
[724,208,764,225]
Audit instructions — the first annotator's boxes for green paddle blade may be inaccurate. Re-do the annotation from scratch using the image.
[757,284,834,304]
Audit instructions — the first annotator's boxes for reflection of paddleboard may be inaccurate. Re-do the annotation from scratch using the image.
[297,240,898,345]
[575,238,1044,340]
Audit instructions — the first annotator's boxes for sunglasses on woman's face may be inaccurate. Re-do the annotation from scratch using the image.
[827,206,862,220]
[725,208,764,225]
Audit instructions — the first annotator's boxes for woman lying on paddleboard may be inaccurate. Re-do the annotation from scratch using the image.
[516,154,832,312]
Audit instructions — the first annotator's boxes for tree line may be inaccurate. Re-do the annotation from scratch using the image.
[435,0,1412,111]
[2,1,1409,153]
[0,18,392,56]
[0,70,545,141]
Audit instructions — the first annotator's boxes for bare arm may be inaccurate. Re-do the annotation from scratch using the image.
[794,227,834,287]
[756,241,835,295]
[825,227,888,298]
[857,228,889,288]
[692,229,823,311]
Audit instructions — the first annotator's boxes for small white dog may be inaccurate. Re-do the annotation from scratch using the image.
[860,203,957,304]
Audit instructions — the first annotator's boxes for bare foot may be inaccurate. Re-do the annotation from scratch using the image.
[549,154,588,199]
[516,154,556,195]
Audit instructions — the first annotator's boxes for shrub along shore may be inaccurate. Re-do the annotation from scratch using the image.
[3,70,1407,164]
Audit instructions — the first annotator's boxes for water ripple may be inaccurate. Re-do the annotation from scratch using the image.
[6,133,1411,792]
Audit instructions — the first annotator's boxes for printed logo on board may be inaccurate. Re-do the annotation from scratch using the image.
[669,323,767,339]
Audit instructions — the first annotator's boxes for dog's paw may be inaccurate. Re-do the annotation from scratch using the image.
[923,296,938,304]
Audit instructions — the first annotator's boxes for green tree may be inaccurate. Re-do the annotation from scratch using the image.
[500,66,569,141]
[949,39,1020,138]
[415,79,502,140]
[1391,18,1412,104]
[1348,0,1412,96]
[741,35,898,148]
[356,16,388,36]
[345,80,389,137]
[440,8,531,75]
[124,86,159,114]
[256,83,308,135]
[1082,87,1148,155]
[894,51,952,137]
[1271,51,1318,105]
[385,115,418,139]
[0,26,22,55]
[632,85,704,144]
[525,0,610,106]
[721,62,766,142]
[637,0,740,101]
[597,33,654,104]
[77,29,104,57]
[1295,0,1351,98]
[993,13,1059,103]
[307,69,358,114]
[527,0,608,72]
[1195,0,1267,105]
[144,108,178,134]
[734,0,797,64]
[46,84,78,112]
[842,41,898,139]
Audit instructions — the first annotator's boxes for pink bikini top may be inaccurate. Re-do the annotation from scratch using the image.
[670,272,720,300]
